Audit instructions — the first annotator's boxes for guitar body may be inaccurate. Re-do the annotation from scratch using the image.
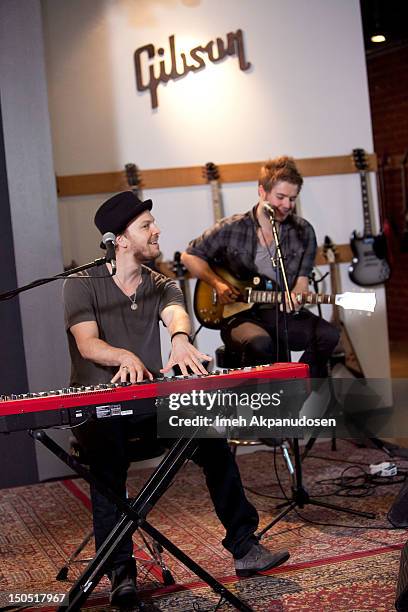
[194,268,253,329]
[349,231,391,286]
[349,149,391,286]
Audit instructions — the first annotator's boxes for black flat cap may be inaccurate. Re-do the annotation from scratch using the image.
[94,191,153,239]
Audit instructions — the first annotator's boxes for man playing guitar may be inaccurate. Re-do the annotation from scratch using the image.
[182,156,340,377]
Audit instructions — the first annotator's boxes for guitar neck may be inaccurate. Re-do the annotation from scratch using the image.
[359,171,373,236]
[210,180,224,222]
[328,262,341,326]
[249,289,336,306]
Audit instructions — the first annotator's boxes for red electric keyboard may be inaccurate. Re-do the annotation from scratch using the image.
[0,363,309,433]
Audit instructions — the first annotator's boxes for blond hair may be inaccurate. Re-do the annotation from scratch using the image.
[258,156,303,193]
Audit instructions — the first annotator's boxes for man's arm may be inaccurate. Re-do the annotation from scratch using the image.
[181,252,240,304]
[70,320,153,383]
[160,304,211,375]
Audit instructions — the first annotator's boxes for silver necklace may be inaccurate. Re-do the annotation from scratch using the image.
[116,275,142,311]
[129,294,138,311]
[258,223,276,265]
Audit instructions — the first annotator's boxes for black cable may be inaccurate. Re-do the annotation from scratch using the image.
[214,595,228,611]
[305,452,374,466]
[243,485,286,501]
[273,443,292,504]
[191,594,228,611]
[245,448,407,518]
[191,324,203,344]
[307,451,408,467]
[270,447,408,531]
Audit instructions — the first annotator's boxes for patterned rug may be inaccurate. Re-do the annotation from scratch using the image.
[0,440,407,611]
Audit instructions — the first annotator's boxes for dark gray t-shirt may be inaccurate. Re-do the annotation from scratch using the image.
[63,265,184,385]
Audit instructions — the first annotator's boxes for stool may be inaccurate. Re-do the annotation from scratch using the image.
[214,345,242,369]
[56,437,175,586]
[215,345,264,456]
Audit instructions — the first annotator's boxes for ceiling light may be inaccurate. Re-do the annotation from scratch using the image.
[371,33,386,43]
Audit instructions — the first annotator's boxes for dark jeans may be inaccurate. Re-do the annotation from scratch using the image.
[221,307,340,378]
[73,411,259,569]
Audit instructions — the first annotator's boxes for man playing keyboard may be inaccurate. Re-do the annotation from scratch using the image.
[63,191,290,609]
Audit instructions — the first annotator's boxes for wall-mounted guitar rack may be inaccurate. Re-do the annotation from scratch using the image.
[56,153,377,265]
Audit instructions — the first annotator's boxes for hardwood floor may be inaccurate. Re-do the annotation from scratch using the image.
[390,341,408,377]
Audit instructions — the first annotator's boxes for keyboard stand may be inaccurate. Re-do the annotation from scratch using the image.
[30,429,253,612]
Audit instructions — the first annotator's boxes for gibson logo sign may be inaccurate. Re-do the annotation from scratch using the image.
[134,29,251,109]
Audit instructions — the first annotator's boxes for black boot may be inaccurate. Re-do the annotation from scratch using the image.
[109,557,138,609]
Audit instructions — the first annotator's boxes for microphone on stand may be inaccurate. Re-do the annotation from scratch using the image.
[102,232,117,276]
[263,202,276,219]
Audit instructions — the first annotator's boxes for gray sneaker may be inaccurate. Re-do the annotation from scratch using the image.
[234,543,290,577]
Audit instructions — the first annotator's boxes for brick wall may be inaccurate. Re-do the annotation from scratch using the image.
[366,45,408,340]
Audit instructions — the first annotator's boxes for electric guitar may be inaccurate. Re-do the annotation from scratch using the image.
[349,148,391,286]
[125,162,142,195]
[194,267,376,329]
[323,236,365,377]
[124,163,164,273]
[172,250,197,346]
[203,162,224,222]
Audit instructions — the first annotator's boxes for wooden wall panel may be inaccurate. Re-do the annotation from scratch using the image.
[56,153,377,197]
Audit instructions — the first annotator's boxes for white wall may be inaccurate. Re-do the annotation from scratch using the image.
[41,0,390,379]
[0,0,72,481]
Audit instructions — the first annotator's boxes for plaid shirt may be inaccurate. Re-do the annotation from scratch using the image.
[186,204,317,289]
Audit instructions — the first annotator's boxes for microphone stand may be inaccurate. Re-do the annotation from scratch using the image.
[261,204,292,366]
[257,210,374,542]
[264,205,294,314]
[301,269,338,459]
[0,257,110,303]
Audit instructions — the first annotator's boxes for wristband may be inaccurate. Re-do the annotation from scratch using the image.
[171,331,191,343]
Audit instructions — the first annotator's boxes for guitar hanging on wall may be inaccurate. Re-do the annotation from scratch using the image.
[125,162,142,196]
[124,163,163,273]
[323,236,365,378]
[193,161,226,327]
[172,250,197,346]
[124,165,197,348]
[203,162,225,222]
[348,148,391,286]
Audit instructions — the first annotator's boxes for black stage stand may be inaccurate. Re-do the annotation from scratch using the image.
[31,429,253,612]
[256,208,376,542]
[257,438,375,541]
[301,269,337,460]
